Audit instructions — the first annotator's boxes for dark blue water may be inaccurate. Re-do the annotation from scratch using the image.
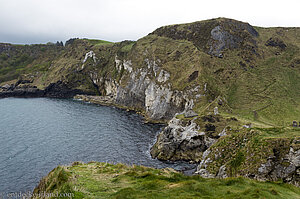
[0,98,193,193]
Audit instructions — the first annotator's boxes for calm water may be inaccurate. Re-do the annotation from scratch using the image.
[0,98,193,193]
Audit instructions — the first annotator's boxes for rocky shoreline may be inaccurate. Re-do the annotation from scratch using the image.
[0,80,90,98]
[75,93,300,187]
[2,89,299,187]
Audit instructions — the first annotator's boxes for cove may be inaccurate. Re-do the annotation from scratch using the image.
[0,98,193,193]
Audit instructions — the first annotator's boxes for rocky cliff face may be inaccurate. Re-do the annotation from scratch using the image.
[195,129,300,187]
[107,56,188,121]
[150,116,217,162]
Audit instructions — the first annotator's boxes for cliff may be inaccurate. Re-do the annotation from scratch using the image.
[1,18,300,187]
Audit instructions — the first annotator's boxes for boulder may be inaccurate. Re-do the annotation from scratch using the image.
[1,84,12,90]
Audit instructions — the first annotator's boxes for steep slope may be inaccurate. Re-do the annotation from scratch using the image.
[0,39,134,97]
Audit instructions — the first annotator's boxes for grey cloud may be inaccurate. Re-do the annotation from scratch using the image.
[0,0,299,44]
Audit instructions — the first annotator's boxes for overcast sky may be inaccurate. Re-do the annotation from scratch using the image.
[0,0,299,44]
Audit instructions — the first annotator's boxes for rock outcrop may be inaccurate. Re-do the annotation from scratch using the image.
[150,116,217,161]
[195,130,300,187]
[0,80,88,98]
[151,18,259,57]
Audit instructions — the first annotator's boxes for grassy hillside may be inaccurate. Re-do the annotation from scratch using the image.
[32,162,300,199]
[125,17,300,126]
[157,19,300,126]
[0,43,64,82]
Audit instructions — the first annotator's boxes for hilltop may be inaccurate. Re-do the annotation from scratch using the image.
[0,18,300,190]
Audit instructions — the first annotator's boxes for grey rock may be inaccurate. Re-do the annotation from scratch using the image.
[214,107,219,115]
[184,110,198,118]
[112,58,186,121]
[150,117,216,161]
[258,159,273,175]
[218,128,227,137]
[157,69,170,83]
[217,165,227,178]
[286,147,300,167]
[265,37,287,50]
[1,84,12,90]
[209,26,237,57]
[243,124,252,128]
[82,51,97,64]
[196,169,214,178]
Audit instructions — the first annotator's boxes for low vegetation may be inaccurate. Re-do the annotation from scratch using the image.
[33,162,300,199]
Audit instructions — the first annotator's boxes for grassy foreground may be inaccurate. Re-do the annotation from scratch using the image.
[33,162,300,199]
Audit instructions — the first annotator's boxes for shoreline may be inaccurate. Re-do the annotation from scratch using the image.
[0,97,198,195]
[73,94,198,174]
[0,95,196,170]
[73,94,169,124]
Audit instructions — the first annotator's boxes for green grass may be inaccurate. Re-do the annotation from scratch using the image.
[119,42,135,53]
[32,162,300,199]
[256,127,300,139]
[82,39,113,46]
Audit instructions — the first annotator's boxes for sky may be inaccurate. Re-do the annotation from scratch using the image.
[0,0,299,44]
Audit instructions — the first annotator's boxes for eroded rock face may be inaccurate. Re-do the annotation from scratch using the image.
[150,117,217,161]
[209,26,236,57]
[195,132,300,187]
[151,18,258,57]
[157,69,170,83]
[82,51,97,64]
[115,75,185,121]
[108,57,186,121]
[115,68,150,111]
[265,37,287,50]
[256,146,300,187]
